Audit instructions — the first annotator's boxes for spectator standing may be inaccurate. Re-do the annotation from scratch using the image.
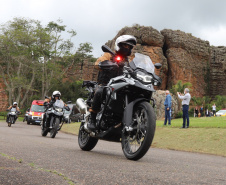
[200,105,204,117]
[206,108,209,117]
[177,88,191,128]
[164,90,172,125]
[194,106,199,117]
[212,103,216,117]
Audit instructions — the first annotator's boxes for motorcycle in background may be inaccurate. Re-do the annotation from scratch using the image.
[41,100,70,138]
[23,108,30,122]
[6,110,20,127]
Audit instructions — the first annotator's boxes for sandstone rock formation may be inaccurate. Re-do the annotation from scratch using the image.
[210,46,226,97]
[161,29,211,97]
[105,26,226,98]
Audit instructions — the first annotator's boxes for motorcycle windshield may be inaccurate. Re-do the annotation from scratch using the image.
[53,100,64,108]
[132,53,155,74]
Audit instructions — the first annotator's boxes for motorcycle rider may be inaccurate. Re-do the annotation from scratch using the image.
[88,35,137,131]
[43,91,68,128]
[6,102,20,122]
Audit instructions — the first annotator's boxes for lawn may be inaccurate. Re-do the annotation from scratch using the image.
[61,116,226,156]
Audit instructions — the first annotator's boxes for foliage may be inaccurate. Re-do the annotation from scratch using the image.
[175,111,183,118]
[170,80,192,95]
[0,17,95,108]
[191,95,226,111]
[50,80,87,103]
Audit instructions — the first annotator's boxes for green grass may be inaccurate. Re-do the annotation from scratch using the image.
[157,116,226,128]
[61,117,226,156]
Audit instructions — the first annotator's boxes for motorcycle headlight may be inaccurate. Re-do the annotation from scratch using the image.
[56,108,63,112]
[136,71,153,83]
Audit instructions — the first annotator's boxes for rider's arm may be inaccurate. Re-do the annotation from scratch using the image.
[44,97,51,103]
[94,53,112,70]
[16,107,20,112]
[7,106,12,110]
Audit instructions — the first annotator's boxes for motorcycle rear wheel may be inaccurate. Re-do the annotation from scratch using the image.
[121,101,156,161]
[50,118,60,138]
[78,122,98,151]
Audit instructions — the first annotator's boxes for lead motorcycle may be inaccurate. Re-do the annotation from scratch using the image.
[41,100,70,138]
[76,45,162,160]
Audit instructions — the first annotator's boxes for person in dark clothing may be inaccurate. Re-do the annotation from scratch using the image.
[43,91,67,128]
[194,106,199,117]
[200,105,204,117]
[88,35,137,131]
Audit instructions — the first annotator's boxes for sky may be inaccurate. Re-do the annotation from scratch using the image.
[0,0,226,57]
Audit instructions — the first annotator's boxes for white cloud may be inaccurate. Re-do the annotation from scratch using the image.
[0,0,226,57]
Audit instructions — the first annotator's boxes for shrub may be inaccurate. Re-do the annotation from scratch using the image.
[175,111,183,118]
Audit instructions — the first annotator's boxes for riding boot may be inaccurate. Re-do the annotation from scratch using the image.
[87,112,97,131]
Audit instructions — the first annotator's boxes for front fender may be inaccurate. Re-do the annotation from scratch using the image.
[123,98,149,127]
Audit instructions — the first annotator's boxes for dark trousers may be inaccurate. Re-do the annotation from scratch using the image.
[92,86,105,112]
[213,110,216,116]
[182,105,189,127]
[164,107,171,125]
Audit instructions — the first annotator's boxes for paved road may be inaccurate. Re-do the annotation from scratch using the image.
[0,121,225,185]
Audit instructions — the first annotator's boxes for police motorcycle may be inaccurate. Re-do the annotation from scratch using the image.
[76,45,162,161]
[41,99,70,138]
[6,109,20,127]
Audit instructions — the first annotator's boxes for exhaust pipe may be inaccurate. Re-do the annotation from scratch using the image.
[76,98,88,114]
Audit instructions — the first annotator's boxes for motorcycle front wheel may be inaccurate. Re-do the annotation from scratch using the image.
[78,122,98,151]
[8,116,14,127]
[50,118,60,138]
[121,101,156,161]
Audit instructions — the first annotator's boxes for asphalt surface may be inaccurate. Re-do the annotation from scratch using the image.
[0,121,225,185]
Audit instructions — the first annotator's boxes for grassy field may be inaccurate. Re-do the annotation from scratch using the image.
[61,116,226,157]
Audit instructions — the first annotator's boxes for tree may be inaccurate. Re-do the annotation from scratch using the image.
[0,18,76,107]
[74,42,95,63]
[0,18,39,105]
[171,80,192,95]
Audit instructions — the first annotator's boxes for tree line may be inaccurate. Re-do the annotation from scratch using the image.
[0,17,96,109]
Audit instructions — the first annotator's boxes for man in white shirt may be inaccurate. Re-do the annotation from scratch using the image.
[177,88,191,128]
[212,103,216,117]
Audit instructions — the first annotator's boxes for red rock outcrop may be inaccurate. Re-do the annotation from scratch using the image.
[210,46,226,97]
[161,29,211,97]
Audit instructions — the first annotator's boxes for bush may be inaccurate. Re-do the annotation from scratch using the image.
[189,108,194,117]
[175,111,183,118]
[0,111,7,116]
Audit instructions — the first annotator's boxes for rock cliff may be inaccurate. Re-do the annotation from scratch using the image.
[105,26,226,98]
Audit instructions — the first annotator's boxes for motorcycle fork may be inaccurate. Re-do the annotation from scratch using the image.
[50,116,55,128]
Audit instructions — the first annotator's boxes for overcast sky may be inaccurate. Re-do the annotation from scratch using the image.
[1,0,226,57]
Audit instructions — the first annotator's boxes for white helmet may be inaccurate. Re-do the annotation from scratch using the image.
[52,91,61,99]
[114,35,137,52]
[13,102,18,106]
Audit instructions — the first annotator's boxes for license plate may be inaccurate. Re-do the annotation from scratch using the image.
[35,121,40,123]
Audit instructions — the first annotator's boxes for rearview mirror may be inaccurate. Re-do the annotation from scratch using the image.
[45,96,49,99]
[67,101,72,104]
[101,45,115,56]
[154,63,162,69]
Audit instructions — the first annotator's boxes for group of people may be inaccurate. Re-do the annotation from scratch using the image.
[194,104,216,117]
[164,88,191,128]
